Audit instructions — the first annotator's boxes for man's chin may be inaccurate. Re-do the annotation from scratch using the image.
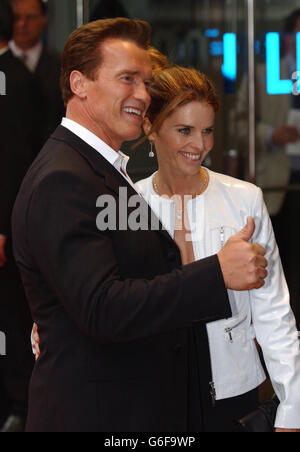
[14,37,36,49]
[124,129,143,143]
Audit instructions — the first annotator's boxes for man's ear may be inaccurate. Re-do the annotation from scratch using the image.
[69,71,88,100]
[143,117,156,141]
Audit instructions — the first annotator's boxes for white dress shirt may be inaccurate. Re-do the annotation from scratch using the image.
[61,117,136,190]
[9,40,42,72]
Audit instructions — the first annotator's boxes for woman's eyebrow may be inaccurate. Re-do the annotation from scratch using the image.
[174,124,194,127]
[174,124,215,128]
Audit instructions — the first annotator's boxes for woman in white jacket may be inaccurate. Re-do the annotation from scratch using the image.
[135,65,300,432]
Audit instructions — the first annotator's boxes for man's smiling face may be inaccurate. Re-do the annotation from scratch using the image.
[82,38,152,150]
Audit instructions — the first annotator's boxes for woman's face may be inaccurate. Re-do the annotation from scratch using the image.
[147,101,216,177]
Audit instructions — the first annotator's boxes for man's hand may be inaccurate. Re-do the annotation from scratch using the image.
[32,323,40,360]
[272,125,300,147]
[218,217,268,291]
[276,428,300,432]
[0,235,7,268]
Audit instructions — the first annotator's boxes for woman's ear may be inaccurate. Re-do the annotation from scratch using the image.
[143,117,156,142]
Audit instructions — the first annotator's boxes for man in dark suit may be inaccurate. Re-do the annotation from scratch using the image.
[12,18,268,432]
[0,0,38,432]
[10,0,64,144]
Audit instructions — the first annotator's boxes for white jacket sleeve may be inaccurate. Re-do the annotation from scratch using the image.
[250,188,300,429]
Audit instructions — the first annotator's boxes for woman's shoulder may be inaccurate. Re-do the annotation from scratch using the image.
[208,169,261,198]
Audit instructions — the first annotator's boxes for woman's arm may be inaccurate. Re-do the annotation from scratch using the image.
[250,188,300,430]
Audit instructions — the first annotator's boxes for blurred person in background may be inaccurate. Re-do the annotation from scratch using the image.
[9,0,64,144]
[0,0,38,433]
[234,9,300,328]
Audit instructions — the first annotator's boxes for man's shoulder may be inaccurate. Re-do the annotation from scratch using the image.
[32,127,122,194]
[33,134,98,182]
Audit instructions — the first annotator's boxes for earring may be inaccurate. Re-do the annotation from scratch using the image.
[149,142,155,158]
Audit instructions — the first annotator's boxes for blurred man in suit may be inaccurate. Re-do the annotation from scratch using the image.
[9,0,64,144]
[0,0,38,433]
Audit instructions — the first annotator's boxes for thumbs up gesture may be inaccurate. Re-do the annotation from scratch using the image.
[218,217,268,291]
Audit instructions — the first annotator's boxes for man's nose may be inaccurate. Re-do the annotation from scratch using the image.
[16,17,27,28]
[134,81,151,106]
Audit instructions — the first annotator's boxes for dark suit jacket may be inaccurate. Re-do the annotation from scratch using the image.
[34,49,65,145]
[0,50,41,236]
[12,126,232,432]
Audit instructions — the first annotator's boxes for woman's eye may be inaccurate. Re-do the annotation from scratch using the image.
[178,128,191,135]
[203,128,214,135]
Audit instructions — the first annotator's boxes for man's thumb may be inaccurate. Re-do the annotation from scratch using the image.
[237,216,255,242]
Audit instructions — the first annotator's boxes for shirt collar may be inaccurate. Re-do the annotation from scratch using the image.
[9,40,43,72]
[61,117,129,174]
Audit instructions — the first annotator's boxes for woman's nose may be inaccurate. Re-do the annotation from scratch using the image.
[191,134,205,152]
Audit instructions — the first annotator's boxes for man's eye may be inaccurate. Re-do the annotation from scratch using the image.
[122,76,133,82]
[178,128,191,135]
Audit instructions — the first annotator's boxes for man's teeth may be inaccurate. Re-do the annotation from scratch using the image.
[123,107,142,116]
[182,152,201,160]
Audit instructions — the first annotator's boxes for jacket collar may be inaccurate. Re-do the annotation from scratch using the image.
[50,125,136,198]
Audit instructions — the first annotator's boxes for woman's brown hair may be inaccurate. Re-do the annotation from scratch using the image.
[147,46,169,79]
[60,17,151,106]
[146,65,220,136]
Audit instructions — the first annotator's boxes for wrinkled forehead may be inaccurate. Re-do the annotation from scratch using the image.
[97,38,152,77]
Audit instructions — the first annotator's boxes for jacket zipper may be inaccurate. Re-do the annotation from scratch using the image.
[209,381,216,407]
[220,227,225,248]
[225,315,247,343]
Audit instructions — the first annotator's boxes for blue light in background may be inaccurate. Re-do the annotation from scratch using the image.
[266,32,292,95]
[254,40,261,55]
[210,41,223,56]
[222,33,237,81]
[296,32,300,93]
[207,31,300,95]
[205,29,220,38]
